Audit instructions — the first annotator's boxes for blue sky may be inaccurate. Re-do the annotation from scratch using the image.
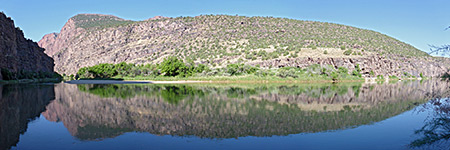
[1,0,449,54]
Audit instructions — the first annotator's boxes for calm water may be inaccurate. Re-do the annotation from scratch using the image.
[1,80,450,150]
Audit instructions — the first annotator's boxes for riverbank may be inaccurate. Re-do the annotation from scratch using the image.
[121,75,367,83]
[69,75,367,84]
[64,77,416,85]
[65,80,206,84]
[0,78,61,84]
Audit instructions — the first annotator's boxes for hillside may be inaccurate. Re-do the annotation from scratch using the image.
[39,14,449,77]
[0,12,55,80]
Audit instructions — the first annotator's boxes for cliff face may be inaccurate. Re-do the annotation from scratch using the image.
[38,14,449,76]
[37,33,58,56]
[0,12,54,80]
[38,17,85,57]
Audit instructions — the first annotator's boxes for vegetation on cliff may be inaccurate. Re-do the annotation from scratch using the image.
[71,14,134,29]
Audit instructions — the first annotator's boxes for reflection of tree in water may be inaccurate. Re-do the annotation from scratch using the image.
[78,84,205,104]
[161,86,205,104]
[410,93,450,149]
[78,83,362,106]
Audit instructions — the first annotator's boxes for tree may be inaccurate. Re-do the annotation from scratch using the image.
[429,44,450,56]
[159,56,187,76]
[428,26,450,56]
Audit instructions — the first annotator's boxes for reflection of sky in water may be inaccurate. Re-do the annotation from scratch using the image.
[16,109,427,150]
[3,80,450,149]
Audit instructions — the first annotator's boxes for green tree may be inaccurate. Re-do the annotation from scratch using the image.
[160,56,187,76]
[88,63,117,78]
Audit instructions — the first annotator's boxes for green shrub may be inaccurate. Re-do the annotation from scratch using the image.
[255,69,269,77]
[352,70,361,77]
[343,50,352,55]
[403,72,410,77]
[226,64,243,76]
[277,67,298,78]
[340,46,346,50]
[323,50,328,54]
[225,64,258,76]
[337,67,348,75]
[330,71,339,81]
[389,75,398,79]
[352,64,362,77]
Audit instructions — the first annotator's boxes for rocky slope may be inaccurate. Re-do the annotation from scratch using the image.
[42,80,450,140]
[39,14,449,76]
[0,12,54,80]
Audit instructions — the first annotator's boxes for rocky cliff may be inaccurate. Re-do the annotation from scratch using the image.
[0,12,54,80]
[39,14,450,76]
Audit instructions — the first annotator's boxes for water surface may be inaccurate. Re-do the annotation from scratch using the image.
[1,80,450,149]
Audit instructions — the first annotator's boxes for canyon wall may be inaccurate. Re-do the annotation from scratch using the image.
[0,12,54,80]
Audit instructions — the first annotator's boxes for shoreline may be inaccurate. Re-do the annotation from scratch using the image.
[63,78,411,85]
[65,80,207,84]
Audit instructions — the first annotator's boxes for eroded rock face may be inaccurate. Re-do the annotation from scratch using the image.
[42,80,450,140]
[0,12,54,79]
[38,13,450,77]
[37,33,58,56]
[251,56,449,77]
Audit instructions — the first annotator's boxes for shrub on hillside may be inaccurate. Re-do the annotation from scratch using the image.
[225,63,258,76]
[352,64,362,77]
[277,67,299,78]
[343,50,352,55]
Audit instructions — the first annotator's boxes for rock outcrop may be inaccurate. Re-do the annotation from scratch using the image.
[0,12,54,80]
[38,14,450,77]
[251,55,449,77]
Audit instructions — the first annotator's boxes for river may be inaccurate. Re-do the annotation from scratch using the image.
[1,80,450,149]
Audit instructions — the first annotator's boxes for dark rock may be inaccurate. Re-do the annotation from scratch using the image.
[0,12,54,80]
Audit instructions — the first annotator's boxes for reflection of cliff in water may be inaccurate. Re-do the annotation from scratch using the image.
[43,80,450,140]
[0,84,55,150]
